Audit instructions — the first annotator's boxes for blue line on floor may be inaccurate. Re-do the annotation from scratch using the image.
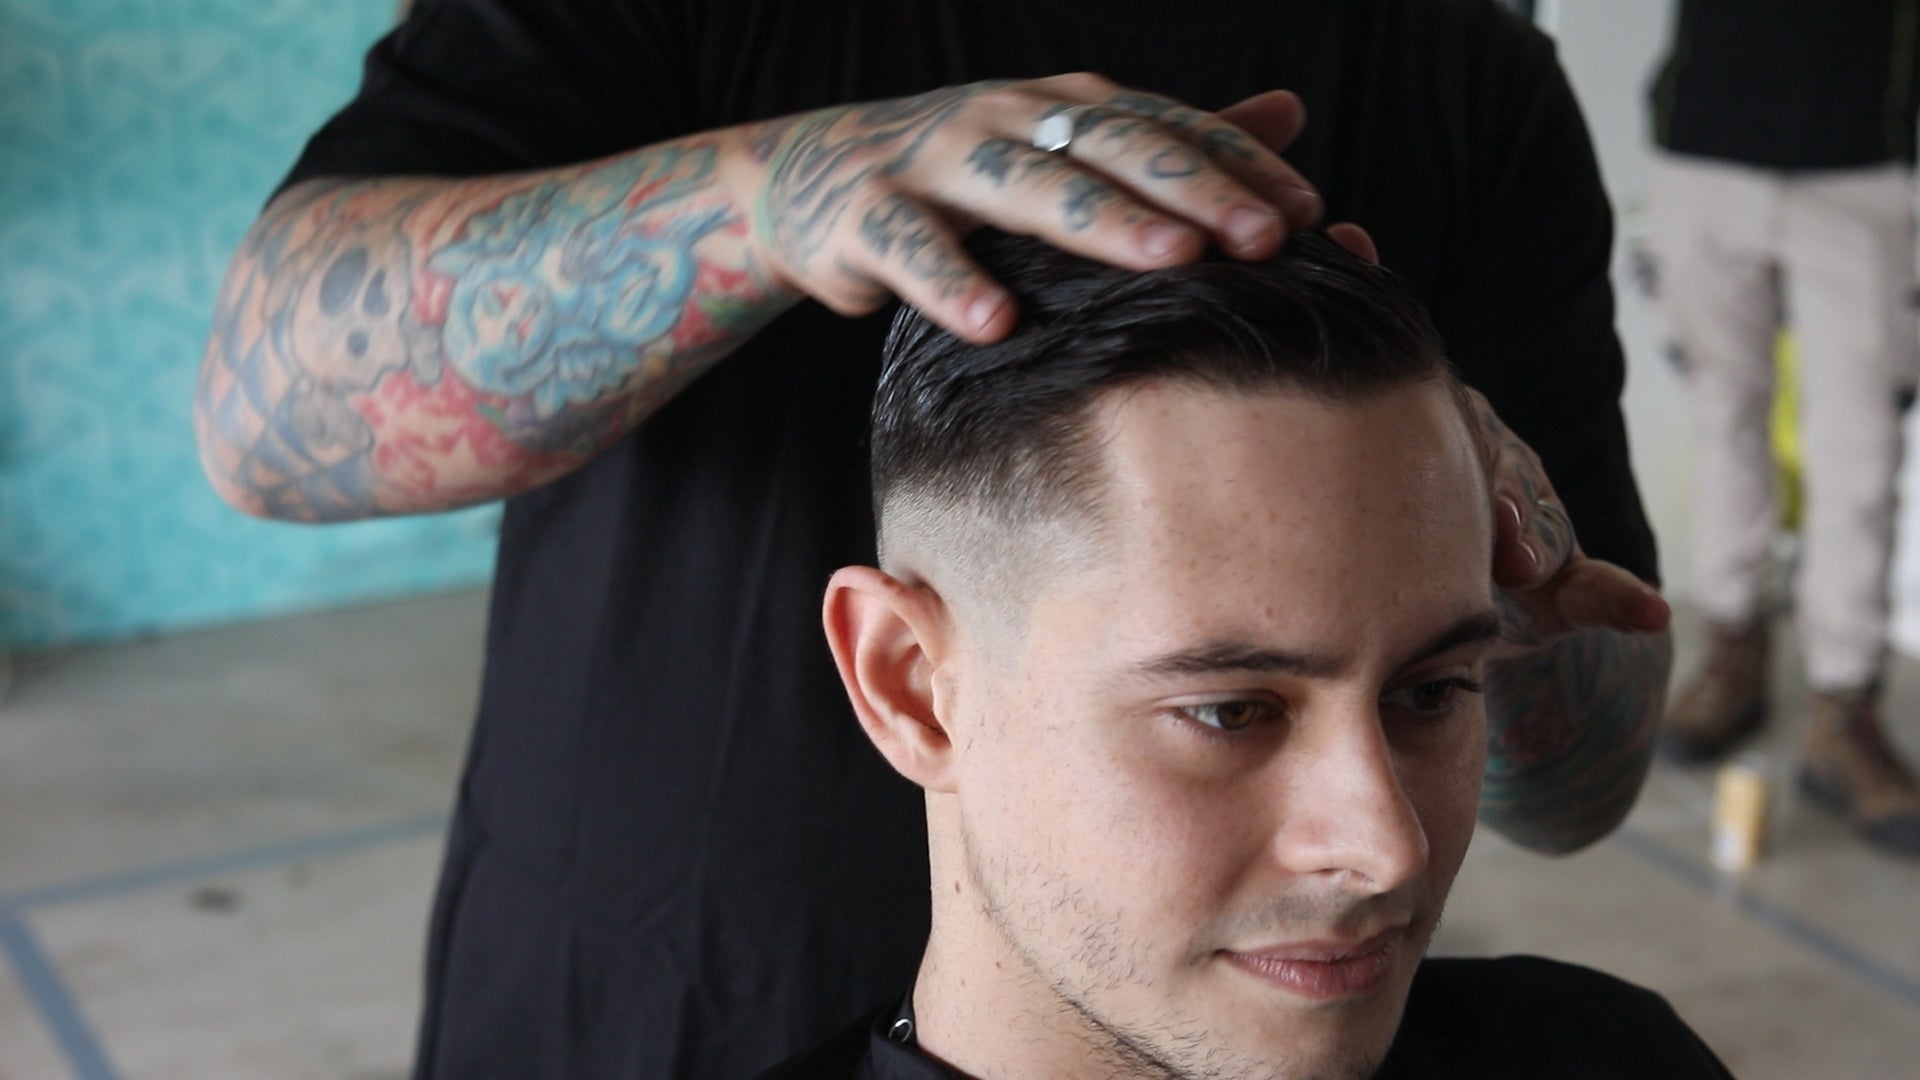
[0,813,449,916]
[0,917,120,1080]
[1615,826,1920,1011]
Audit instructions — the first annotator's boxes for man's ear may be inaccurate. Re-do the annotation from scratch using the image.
[822,566,960,793]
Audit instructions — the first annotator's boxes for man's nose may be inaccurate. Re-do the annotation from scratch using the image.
[1268,706,1430,893]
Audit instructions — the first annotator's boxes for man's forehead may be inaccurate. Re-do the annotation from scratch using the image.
[1017,378,1493,665]
[1085,376,1487,523]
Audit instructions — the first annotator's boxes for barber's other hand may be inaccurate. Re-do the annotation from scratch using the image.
[740,74,1322,342]
[1465,386,1672,654]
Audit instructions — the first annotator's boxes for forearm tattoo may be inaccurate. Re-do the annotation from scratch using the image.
[1479,627,1673,853]
[197,145,784,520]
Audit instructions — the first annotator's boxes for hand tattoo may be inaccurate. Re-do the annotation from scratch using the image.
[754,83,1005,278]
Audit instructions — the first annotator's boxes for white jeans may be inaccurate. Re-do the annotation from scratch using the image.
[1649,151,1919,691]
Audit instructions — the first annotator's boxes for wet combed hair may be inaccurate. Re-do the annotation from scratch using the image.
[873,229,1456,572]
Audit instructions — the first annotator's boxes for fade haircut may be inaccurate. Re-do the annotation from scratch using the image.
[872,229,1458,601]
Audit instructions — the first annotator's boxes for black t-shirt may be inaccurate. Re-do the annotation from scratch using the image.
[282,2,1659,1076]
[759,957,1735,1079]
[1650,0,1920,169]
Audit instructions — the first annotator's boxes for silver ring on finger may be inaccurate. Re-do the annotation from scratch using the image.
[1033,104,1095,154]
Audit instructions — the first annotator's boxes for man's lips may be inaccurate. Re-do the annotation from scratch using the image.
[1220,925,1410,1000]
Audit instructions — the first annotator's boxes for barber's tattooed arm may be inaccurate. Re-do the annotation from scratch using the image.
[1464,386,1674,853]
[197,74,1319,521]
[196,147,784,521]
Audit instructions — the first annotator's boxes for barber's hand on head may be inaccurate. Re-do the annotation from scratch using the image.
[740,74,1323,342]
[1464,386,1672,656]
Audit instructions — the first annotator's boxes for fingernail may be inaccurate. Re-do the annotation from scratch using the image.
[1141,222,1190,259]
[1519,539,1542,575]
[1497,493,1525,536]
[1276,185,1321,225]
[967,292,1007,333]
[1227,206,1281,253]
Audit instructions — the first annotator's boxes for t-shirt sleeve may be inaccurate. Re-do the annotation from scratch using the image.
[1433,15,1662,586]
[279,0,702,192]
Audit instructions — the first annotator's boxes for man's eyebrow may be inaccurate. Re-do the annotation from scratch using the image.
[1129,610,1503,682]
[1397,609,1504,671]
[1131,642,1347,681]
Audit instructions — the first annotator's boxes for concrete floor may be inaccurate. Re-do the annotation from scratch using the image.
[1,589,1916,1078]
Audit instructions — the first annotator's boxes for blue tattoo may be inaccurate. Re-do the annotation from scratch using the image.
[430,151,732,416]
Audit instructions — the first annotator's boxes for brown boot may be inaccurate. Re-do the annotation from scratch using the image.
[1661,621,1769,764]
[1797,688,1920,856]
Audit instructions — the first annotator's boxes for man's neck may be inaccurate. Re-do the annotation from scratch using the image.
[913,888,1154,1079]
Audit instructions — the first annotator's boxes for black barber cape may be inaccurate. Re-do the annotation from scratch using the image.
[284,0,1661,1073]
[760,957,1736,1079]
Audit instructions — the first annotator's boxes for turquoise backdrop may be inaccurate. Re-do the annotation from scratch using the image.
[0,0,501,649]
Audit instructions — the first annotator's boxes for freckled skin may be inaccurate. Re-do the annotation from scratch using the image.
[907,380,1496,1080]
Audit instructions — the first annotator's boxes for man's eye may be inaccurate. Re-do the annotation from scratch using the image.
[1385,678,1483,717]
[1181,700,1282,732]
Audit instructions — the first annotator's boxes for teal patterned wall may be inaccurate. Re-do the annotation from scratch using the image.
[0,0,501,649]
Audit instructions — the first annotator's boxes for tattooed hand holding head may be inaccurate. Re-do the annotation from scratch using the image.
[743,74,1324,343]
[1455,382,1675,853]
[1458,382,1671,654]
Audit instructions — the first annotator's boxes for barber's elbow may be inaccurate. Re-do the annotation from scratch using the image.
[1514,804,1632,857]
[193,400,277,521]
[192,371,364,524]
[1480,759,1651,856]
[1481,812,1595,857]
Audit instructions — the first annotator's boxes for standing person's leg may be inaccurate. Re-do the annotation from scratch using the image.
[1649,151,1785,760]
[1781,163,1920,854]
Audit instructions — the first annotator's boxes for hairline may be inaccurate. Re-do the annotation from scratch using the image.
[877,367,1476,644]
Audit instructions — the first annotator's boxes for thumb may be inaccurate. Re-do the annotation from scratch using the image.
[1326,222,1379,265]
[1553,559,1673,635]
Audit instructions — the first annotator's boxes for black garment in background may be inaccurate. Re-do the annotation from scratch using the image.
[282,1,1660,1075]
[1651,0,1920,169]
[758,956,1737,1079]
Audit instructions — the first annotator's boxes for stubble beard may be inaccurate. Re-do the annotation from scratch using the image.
[960,825,1405,1080]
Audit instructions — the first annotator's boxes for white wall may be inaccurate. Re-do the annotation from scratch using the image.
[1543,1,1920,653]
[1541,0,1694,599]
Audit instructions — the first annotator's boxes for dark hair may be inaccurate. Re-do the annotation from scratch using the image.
[873,229,1453,550]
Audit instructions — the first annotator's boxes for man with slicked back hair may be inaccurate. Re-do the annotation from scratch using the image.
[772,232,1729,1079]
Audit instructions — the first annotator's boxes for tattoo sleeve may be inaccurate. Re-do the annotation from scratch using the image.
[1478,627,1674,853]
[196,139,792,521]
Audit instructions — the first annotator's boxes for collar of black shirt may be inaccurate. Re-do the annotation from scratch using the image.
[860,994,974,1079]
